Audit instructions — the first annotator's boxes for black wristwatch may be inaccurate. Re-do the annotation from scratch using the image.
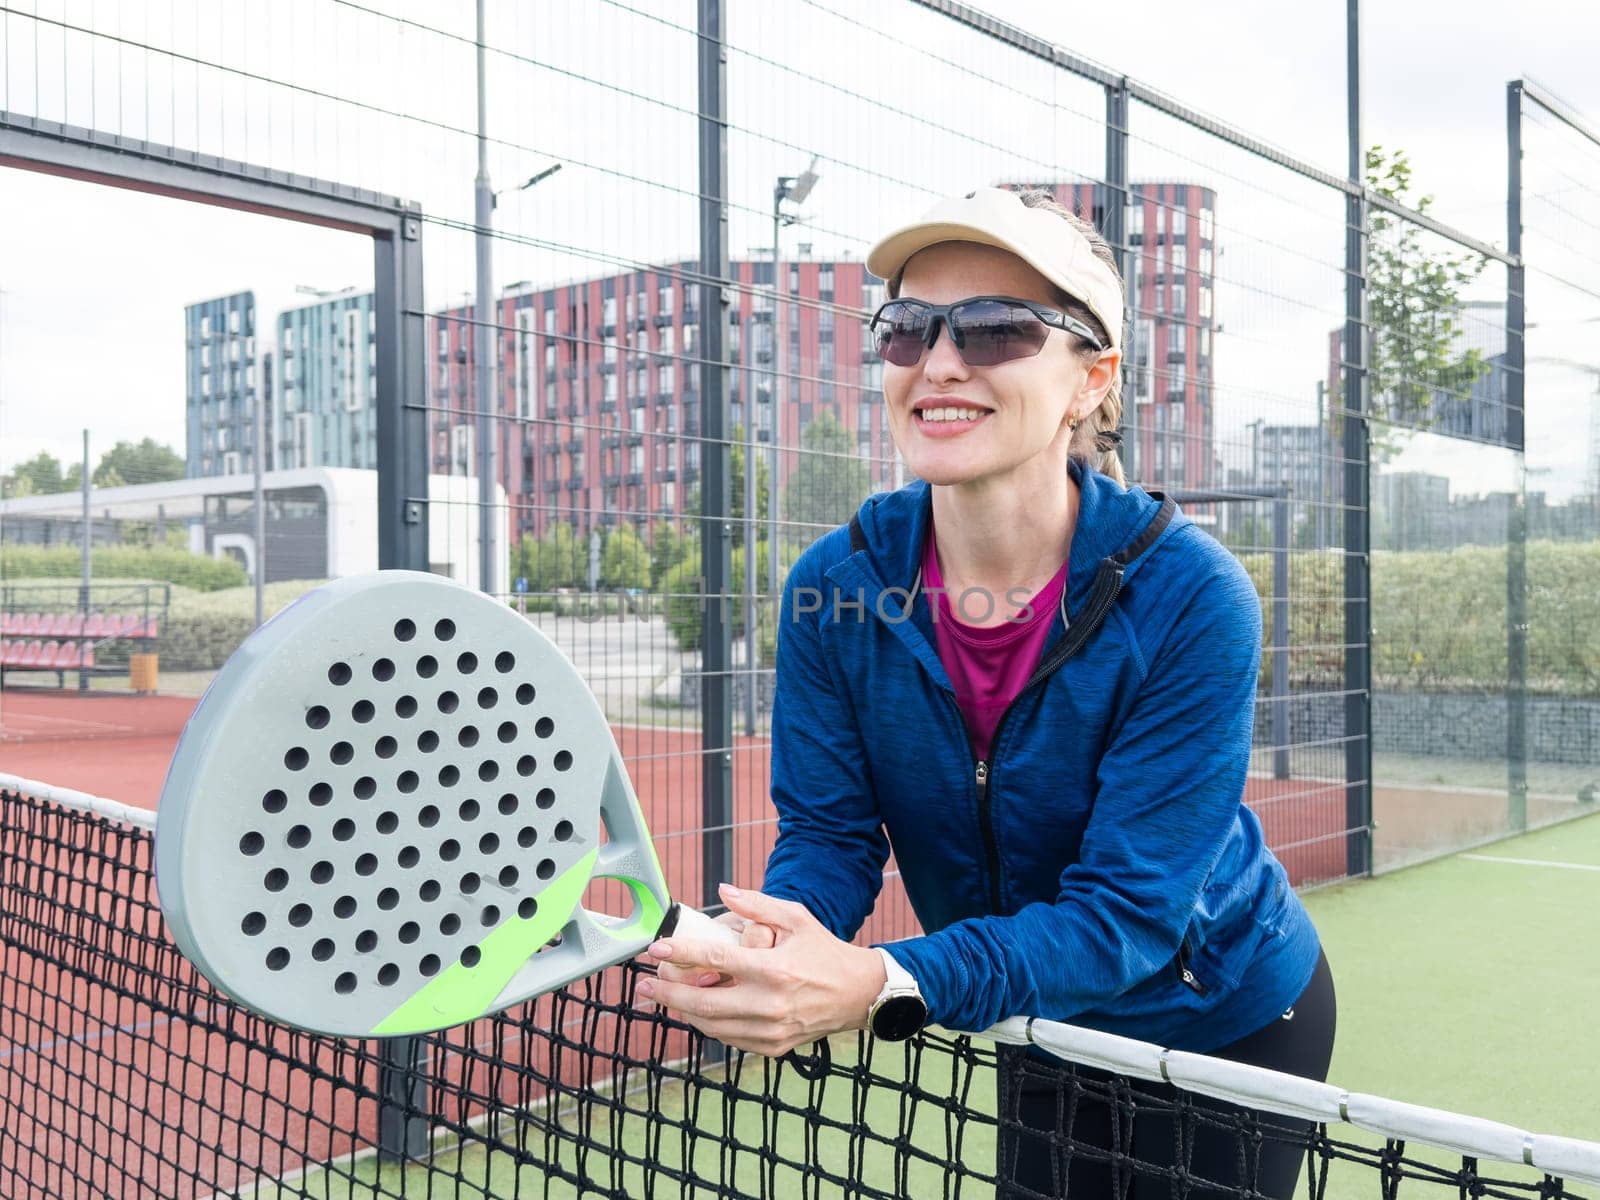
[867,948,928,1042]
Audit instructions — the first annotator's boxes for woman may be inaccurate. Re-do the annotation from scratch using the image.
[639,186,1336,1197]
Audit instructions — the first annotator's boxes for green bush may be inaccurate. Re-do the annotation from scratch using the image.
[0,543,246,591]
[154,579,328,670]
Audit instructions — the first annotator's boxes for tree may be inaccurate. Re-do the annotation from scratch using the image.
[95,439,185,487]
[600,524,651,590]
[647,519,693,589]
[782,410,872,540]
[513,522,586,591]
[4,450,68,497]
[684,425,769,524]
[1362,146,1492,461]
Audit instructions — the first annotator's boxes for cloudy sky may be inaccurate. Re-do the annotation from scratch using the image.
[2,0,1596,498]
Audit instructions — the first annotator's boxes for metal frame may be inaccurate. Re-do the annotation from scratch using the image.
[0,110,431,1157]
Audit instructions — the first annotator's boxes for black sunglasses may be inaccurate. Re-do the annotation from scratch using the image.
[868,295,1105,368]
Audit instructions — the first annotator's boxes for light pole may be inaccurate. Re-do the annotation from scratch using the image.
[743,158,818,734]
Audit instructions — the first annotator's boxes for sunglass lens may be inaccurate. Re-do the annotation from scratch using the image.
[952,301,1050,367]
[872,302,930,367]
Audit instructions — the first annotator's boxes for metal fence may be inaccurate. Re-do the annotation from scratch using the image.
[0,0,1596,1187]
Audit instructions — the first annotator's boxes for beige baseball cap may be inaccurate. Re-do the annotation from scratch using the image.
[866,187,1124,351]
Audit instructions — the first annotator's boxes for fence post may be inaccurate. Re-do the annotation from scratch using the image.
[697,0,735,913]
[374,205,431,1161]
[1342,0,1373,877]
[1272,490,1291,780]
[1505,80,1529,833]
[1103,78,1135,483]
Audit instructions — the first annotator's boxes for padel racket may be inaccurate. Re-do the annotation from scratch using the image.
[154,570,733,1038]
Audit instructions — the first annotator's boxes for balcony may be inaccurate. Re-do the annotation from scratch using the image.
[683,303,699,324]
[1167,347,1189,363]
[625,432,643,446]
[625,472,643,487]
[563,365,578,381]
[601,322,616,338]
[682,466,700,485]
[602,432,622,448]
[564,436,585,452]
[603,471,622,487]
[1165,387,1187,404]
[653,312,675,328]
[660,466,676,482]
[543,478,560,494]
[565,402,582,418]
[566,478,585,491]
[599,399,617,413]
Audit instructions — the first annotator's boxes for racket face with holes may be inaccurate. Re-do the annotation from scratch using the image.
[154,570,673,1037]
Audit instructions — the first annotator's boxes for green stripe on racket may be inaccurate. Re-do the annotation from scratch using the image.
[154,570,734,1038]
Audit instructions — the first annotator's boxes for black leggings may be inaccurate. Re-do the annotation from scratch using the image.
[997,950,1337,1199]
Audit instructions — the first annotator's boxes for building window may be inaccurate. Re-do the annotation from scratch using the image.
[1171,244,1187,275]
[603,295,617,327]
[1199,287,1213,321]
[659,363,675,393]
[819,265,834,299]
[1200,207,1215,242]
[1130,204,1145,241]
[229,308,240,334]
[658,326,675,355]
[658,281,675,316]
[1171,285,1186,317]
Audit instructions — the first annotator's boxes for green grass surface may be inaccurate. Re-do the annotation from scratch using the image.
[255,814,1600,1199]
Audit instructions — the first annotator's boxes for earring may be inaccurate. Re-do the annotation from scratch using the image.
[1067,417,1080,431]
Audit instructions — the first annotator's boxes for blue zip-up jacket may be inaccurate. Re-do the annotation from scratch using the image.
[760,461,1322,1054]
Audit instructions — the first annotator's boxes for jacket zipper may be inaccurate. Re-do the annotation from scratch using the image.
[1176,936,1209,995]
[952,563,1127,917]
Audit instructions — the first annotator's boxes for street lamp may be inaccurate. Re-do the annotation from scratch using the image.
[742,157,819,734]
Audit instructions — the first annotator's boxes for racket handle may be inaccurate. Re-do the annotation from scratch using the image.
[656,902,743,946]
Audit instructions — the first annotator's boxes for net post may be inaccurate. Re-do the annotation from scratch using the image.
[377,1035,429,1160]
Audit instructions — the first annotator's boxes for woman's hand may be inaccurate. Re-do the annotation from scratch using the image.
[635,884,887,1058]
[637,907,776,987]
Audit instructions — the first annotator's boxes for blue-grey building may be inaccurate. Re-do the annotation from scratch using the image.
[184,291,261,477]
[277,290,377,470]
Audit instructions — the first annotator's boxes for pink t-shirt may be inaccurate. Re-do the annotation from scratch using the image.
[922,528,1068,763]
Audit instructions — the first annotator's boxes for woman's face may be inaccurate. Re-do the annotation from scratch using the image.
[882,241,1107,490]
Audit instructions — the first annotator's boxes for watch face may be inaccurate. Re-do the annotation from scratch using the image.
[871,994,927,1042]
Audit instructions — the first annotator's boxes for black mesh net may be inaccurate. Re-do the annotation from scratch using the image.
[0,786,1590,1199]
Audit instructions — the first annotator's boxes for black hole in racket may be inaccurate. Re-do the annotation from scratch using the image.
[377,963,400,987]
[376,811,399,835]
[305,706,330,730]
[477,687,497,709]
[517,826,537,848]
[417,655,438,679]
[536,859,555,881]
[457,652,478,674]
[419,879,441,902]
[394,618,416,642]
[535,788,556,809]
[334,895,357,918]
[311,860,335,884]
[287,824,312,849]
[478,761,499,783]
[497,722,517,743]
[373,658,396,682]
[241,912,266,936]
[418,730,439,753]
[458,799,480,822]
[356,929,378,953]
[398,921,420,944]
[535,717,554,738]
[418,805,440,828]
[239,831,264,856]
[479,833,500,855]
[440,913,461,935]
[285,747,309,771]
[354,777,377,800]
[434,619,455,641]
[439,839,460,862]
[288,903,313,927]
[460,873,480,895]
[353,700,375,724]
[419,954,440,978]
[554,751,572,772]
[355,854,378,876]
[499,865,520,887]
[328,662,352,686]
[309,782,333,807]
[264,868,289,892]
[516,683,535,704]
[266,947,290,971]
[375,735,397,759]
[333,818,356,841]
[438,765,460,787]
[262,789,288,815]
[377,887,399,911]
[395,695,418,719]
[438,691,459,715]
[312,938,335,962]
[330,741,354,766]
[480,904,500,926]
[398,845,420,869]
[457,726,479,748]
[397,770,419,793]
[495,651,515,674]
[460,945,482,969]
[518,897,537,920]
[554,821,573,842]
[497,793,517,816]
[335,972,357,994]
[517,755,536,777]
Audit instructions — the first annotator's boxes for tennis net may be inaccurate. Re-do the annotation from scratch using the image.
[2,775,1596,1199]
